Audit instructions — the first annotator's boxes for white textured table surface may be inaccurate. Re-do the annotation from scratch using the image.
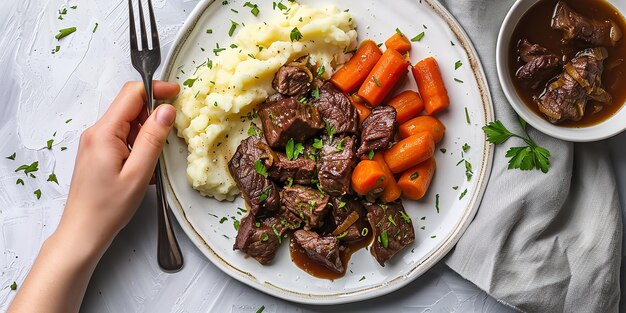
[0,1,623,312]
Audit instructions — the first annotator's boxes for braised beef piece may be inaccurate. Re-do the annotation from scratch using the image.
[228,137,280,215]
[356,105,398,157]
[515,39,561,89]
[263,205,303,237]
[364,202,415,266]
[331,197,367,242]
[314,82,359,135]
[267,152,316,185]
[258,97,324,148]
[267,93,286,103]
[282,185,330,229]
[293,229,343,273]
[234,214,281,265]
[551,1,622,47]
[318,135,358,196]
[272,56,313,97]
[537,47,612,123]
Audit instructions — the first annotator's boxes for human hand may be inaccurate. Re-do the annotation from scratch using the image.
[59,81,180,253]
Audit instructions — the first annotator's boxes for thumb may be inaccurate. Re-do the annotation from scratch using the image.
[122,104,176,184]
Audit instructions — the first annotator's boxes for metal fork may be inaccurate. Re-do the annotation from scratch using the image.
[128,0,183,272]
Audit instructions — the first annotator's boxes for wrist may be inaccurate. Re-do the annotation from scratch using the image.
[51,213,115,267]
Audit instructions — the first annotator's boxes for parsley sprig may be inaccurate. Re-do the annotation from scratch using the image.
[482,119,550,173]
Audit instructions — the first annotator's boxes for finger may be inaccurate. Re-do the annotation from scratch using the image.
[103,81,180,125]
[127,120,142,148]
[122,104,176,185]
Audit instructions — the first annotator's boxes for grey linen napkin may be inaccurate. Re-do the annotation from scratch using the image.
[440,0,622,312]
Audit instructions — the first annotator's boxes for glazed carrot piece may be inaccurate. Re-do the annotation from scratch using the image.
[412,57,450,115]
[388,90,424,124]
[349,95,372,124]
[351,160,388,196]
[331,40,383,93]
[385,33,412,53]
[399,116,446,143]
[358,48,409,107]
[383,132,435,174]
[372,153,402,203]
[397,158,436,201]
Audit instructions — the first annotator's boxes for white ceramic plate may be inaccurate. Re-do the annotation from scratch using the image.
[160,0,494,305]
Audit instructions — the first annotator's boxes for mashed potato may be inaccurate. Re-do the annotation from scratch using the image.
[173,3,357,201]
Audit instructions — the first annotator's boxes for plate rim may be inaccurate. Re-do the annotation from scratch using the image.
[159,0,495,305]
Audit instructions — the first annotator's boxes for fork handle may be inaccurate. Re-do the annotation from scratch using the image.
[142,75,184,272]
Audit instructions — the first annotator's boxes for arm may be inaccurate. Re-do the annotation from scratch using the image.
[8,81,180,313]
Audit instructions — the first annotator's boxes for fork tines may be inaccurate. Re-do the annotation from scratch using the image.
[128,0,160,52]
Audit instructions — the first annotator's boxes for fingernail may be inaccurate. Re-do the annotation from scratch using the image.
[156,105,176,126]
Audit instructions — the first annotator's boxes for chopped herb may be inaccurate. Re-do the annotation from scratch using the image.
[16,179,24,185]
[420,226,426,230]
[452,186,459,190]
[60,147,67,151]
[312,87,320,99]
[423,24,428,29]
[411,32,425,42]
[368,150,375,160]
[10,282,17,291]
[317,65,325,77]
[15,161,38,174]
[183,77,198,88]
[344,48,358,54]
[459,189,468,200]
[230,8,239,13]
[395,28,404,37]
[462,143,470,152]
[213,43,226,55]
[440,148,447,153]
[380,230,389,248]
[259,185,271,203]
[290,27,303,42]
[256,306,265,313]
[46,139,54,150]
[219,217,228,224]
[247,53,256,59]
[261,234,269,242]
[464,107,470,124]
[430,235,437,239]
[372,76,381,87]
[92,23,99,33]
[387,141,396,148]
[410,172,419,180]
[454,60,463,70]
[286,177,294,187]
[387,215,396,226]
[312,138,323,149]
[228,20,239,36]
[359,276,366,281]
[421,216,426,220]
[451,40,455,46]
[6,153,16,160]
[324,120,337,142]
[285,139,304,160]
[435,194,440,213]
[55,27,77,40]
[361,228,369,236]
[233,220,240,231]
[230,43,238,49]
[272,225,282,243]
[335,138,345,152]
[454,78,464,83]
[65,118,72,123]
[254,160,268,178]
[47,173,58,184]
[465,160,473,181]
[206,28,213,34]
[34,189,41,200]
[277,2,288,10]
[243,2,260,16]
[336,231,349,239]
[399,211,411,223]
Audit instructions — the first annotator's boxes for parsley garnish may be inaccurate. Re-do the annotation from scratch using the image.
[277,2,288,10]
[335,138,345,152]
[454,78,464,83]
[454,60,463,70]
[324,120,337,142]
[380,230,389,248]
[10,281,17,291]
[47,173,58,184]
[464,107,470,124]
[206,28,213,34]
[16,179,24,185]
[483,119,550,173]
[459,189,468,200]
[286,177,294,187]
[256,306,265,313]
[254,160,268,178]
[228,20,239,36]
[6,153,16,160]
[312,138,323,149]
[435,194,440,213]
[359,276,366,281]
[312,87,320,99]
[243,2,259,16]
[285,139,304,160]
[219,217,228,224]
[15,161,38,174]
[368,150,375,160]
[65,118,72,123]
[46,139,54,150]
[411,32,425,42]
[395,28,404,37]
[372,76,381,87]
[233,220,240,231]
[92,23,99,33]
[464,160,473,181]
[259,185,271,203]
[462,143,470,153]
[272,225,282,243]
[387,215,396,226]
[399,211,411,223]
[55,27,76,40]
[290,27,302,42]
[183,77,198,88]
[317,65,325,77]
[440,148,447,153]
[34,189,41,200]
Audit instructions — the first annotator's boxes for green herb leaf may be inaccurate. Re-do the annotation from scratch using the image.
[459,189,468,200]
[259,185,271,203]
[317,65,325,77]
[92,23,99,33]
[272,225,282,243]
[277,2,288,10]
[482,120,514,144]
[183,77,198,88]
[359,276,366,281]
[410,172,419,180]
[290,27,302,42]
[324,120,337,142]
[454,78,464,83]
[34,189,41,200]
[286,177,294,187]
[387,215,396,226]
[228,20,239,37]
[464,107,471,124]
[254,160,268,178]
[65,118,72,124]
[312,87,320,99]
[15,161,38,174]
[61,147,67,151]
[6,153,16,160]
[454,60,463,70]
[233,220,240,231]
[312,138,323,149]
[243,2,260,16]
[10,281,17,291]
[335,138,345,152]
[47,173,59,184]
[440,148,447,153]
[219,217,228,224]
[16,179,24,185]
[368,150,375,160]
[380,230,389,248]
[399,210,411,223]
[46,139,54,150]
[464,160,473,181]
[256,306,266,313]
[435,194,440,213]
[462,143,470,153]
[411,32,425,42]
[395,28,404,37]
[55,27,77,40]
[361,228,369,236]
[372,76,381,87]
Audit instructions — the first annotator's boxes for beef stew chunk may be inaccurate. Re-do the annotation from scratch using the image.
[282,185,331,229]
[537,47,611,123]
[331,197,367,242]
[234,214,281,265]
[515,39,561,89]
[258,97,324,148]
[318,135,358,196]
[356,105,398,157]
[228,137,280,215]
[273,56,314,97]
[314,82,359,135]
[263,205,303,237]
[267,151,317,185]
[364,202,415,266]
[293,229,344,273]
[551,1,622,47]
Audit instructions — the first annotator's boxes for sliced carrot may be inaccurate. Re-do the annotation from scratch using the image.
[372,153,402,203]
[399,116,446,143]
[383,132,435,174]
[351,160,388,196]
[388,90,424,124]
[412,57,450,115]
[349,95,372,124]
[385,33,412,53]
[397,158,436,200]
[331,40,383,93]
[357,48,409,107]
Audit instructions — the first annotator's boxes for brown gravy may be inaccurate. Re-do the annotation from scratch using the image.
[509,0,626,127]
[289,226,373,280]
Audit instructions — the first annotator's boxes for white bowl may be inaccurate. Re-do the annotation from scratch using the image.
[496,0,626,142]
